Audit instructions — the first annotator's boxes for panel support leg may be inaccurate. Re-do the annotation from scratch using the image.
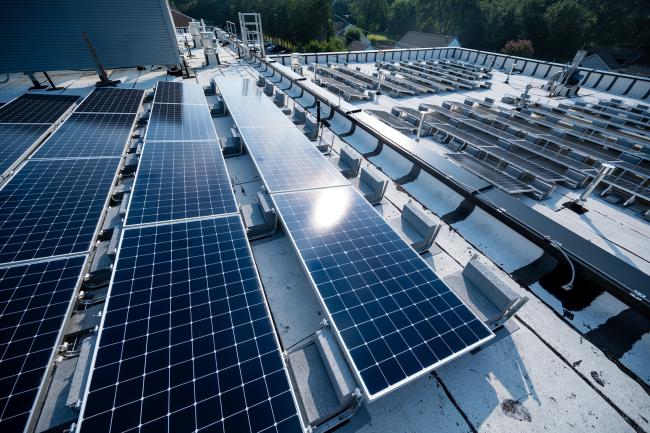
[26,72,47,90]
[43,72,64,91]
[83,32,121,87]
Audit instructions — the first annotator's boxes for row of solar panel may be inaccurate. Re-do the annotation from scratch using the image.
[0,89,145,265]
[216,76,493,400]
[0,88,144,432]
[128,81,237,225]
[0,94,79,179]
[0,89,147,180]
[213,77,349,194]
[77,81,304,433]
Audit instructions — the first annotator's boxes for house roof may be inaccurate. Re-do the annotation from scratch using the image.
[169,6,195,28]
[581,53,620,71]
[396,31,456,48]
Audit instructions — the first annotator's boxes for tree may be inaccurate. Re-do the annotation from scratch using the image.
[345,26,362,42]
[351,0,389,32]
[501,39,535,57]
[544,0,596,60]
[387,0,417,38]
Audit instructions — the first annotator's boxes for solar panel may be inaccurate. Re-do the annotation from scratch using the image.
[145,103,218,142]
[0,158,119,264]
[272,186,493,400]
[0,124,50,176]
[153,81,208,105]
[225,96,295,128]
[217,78,264,99]
[78,216,303,433]
[127,141,238,225]
[33,113,136,159]
[0,255,85,433]
[0,94,79,124]
[447,153,534,194]
[75,88,145,114]
[239,127,349,193]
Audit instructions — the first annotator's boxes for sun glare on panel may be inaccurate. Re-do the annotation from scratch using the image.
[312,188,351,230]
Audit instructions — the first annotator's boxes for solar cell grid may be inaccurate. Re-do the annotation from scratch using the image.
[127,140,238,225]
[33,113,135,159]
[79,216,303,433]
[217,78,264,99]
[226,96,295,128]
[239,127,349,193]
[153,81,208,105]
[272,187,493,399]
[0,94,79,124]
[0,158,120,264]
[145,103,218,142]
[0,255,85,433]
[75,88,145,114]
[0,124,50,176]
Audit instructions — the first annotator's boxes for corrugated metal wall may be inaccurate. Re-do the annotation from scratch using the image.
[0,0,180,73]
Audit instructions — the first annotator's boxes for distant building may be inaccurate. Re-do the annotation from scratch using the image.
[396,31,460,49]
[580,53,622,72]
[169,6,195,28]
[580,46,645,73]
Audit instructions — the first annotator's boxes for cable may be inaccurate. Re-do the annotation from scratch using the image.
[549,239,576,290]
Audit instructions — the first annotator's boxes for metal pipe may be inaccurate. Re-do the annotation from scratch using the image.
[576,163,615,206]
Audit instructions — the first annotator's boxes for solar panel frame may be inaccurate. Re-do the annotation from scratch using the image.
[238,126,350,193]
[0,94,79,124]
[0,158,121,265]
[153,81,209,105]
[77,215,304,433]
[0,124,51,178]
[271,186,493,401]
[125,140,238,226]
[75,88,145,114]
[145,103,218,142]
[31,113,137,159]
[0,255,86,433]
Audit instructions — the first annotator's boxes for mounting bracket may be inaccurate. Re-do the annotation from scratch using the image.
[83,32,121,87]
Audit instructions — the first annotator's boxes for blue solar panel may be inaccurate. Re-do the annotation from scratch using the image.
[0,158,119,264]
[216,78,264,99]
[76,88,144,114]
[145,103,218,142]
[126,141,237,225]
[0,124,49,176]
[0,94,79,124]
[225,96,294,128]
[238,126,349,193]
[33,113,135,159]
[78,216,303,433]
[153,81,208,105]
[272,186,493,399]
[0,255,85,433]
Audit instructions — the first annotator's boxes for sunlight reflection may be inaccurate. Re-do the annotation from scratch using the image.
[312,188,350,230]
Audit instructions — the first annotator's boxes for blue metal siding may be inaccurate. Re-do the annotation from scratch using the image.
[0,0,179,73]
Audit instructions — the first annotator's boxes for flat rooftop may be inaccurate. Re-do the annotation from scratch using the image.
[0,32,648,433]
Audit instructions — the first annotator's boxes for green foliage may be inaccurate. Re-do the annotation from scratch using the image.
[387,0,417,38]
[501,39,535,57]
[303,37,346,52]
[543,0,595,59]
[345,26,362,41]
[172,0,649,63]
[350,0,389,32]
